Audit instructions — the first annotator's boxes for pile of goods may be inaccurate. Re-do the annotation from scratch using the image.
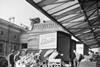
[15,49,40,67]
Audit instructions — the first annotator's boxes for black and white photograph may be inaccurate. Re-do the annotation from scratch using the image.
[0,0,100,67]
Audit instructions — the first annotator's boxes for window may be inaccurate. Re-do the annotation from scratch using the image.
[14,44,19,51]
[0,43,4,54]
[0,30,4,35]
[21,43,27,49]
[14,35,17,40]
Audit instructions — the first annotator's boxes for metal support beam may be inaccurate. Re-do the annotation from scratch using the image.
[51,3,78,15]
[47,3,65,12]
[78,0,100,46]
[84,9,97,21]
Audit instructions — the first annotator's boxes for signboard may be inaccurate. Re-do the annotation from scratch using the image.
[76,44,84,54]
[39,32,57,49]
[28,35,39,49]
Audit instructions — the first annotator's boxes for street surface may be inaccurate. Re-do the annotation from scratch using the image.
[79,61,96,67]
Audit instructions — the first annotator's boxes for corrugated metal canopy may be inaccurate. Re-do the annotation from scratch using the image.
[26,0,100,48]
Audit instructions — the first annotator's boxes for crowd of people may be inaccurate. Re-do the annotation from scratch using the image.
[0,49,40,67]
[71,50,100,67]
[9,50,41,67]
[0,49,100,67]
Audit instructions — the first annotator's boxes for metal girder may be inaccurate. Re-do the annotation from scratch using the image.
[60,8,96,23]
[61,14,84,23]
[84,1,97,11]
[54,7,80,19]
[38,0,74,7]
[78,0,100,46]
[84,9,97,21]
[47,3,66,12]
[69,22,88,28]
[26,0,88,46]
[51,3,78,15]
[74,28,89,34]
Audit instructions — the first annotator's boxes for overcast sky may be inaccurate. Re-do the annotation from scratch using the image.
[0,0,50,27]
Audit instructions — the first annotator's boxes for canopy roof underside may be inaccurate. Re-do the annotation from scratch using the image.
[26,0,100,48]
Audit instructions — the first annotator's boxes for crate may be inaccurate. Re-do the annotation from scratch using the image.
[48,59,61,67]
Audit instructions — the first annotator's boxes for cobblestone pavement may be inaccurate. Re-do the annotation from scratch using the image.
[79,61,96,67]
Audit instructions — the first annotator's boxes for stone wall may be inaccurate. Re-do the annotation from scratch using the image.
[0,18,26,56]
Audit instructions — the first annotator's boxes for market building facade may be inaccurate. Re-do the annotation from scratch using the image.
[0,18,27,56]
[20,20,67,49]
[20,18,89,55]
